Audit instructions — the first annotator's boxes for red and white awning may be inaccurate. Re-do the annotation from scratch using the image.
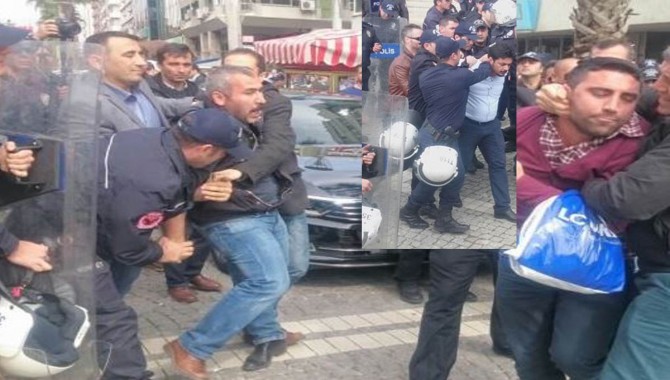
[254,29,361,69]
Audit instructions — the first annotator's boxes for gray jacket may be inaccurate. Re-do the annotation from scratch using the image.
[98,80,194,135]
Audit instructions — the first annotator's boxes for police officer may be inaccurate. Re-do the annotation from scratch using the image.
[423,0,459,32]
[471,19,490,59]
[363,21,382,92]
[0,25,53,274]
[408,30,439,128]
[400,37,491,233]
[0,142,51,273]
[94,108,246,379]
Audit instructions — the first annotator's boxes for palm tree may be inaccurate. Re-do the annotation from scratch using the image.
[569,0,634,57]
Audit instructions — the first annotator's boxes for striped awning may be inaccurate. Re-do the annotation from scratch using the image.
[254,29,361,68]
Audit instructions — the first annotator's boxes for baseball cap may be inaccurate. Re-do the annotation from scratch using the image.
[0,24,29,49]
[435,37,467,59]
[473,19,488,30]
[518,51,548,66]
[455,22,478,39]
[642,66,660,82]
[177,109,252,158]
[419,29,439,45]
[380,0,399,17]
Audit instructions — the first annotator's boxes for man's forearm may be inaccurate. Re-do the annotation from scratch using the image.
[161,213,187,242]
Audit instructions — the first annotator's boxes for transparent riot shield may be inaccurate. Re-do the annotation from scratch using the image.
[0,40,104,379]
[364,15,407,94]
[362,92,408,249]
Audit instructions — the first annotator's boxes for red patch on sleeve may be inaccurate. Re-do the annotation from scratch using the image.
[136,212,164,229]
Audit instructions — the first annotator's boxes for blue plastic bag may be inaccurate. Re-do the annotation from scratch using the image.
[504,190,626,294]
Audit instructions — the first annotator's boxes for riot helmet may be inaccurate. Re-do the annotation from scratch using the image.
[413,145,459,186]
[378,121,419,160]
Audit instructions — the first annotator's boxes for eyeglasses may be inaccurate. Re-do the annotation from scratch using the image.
[407,37,421,41]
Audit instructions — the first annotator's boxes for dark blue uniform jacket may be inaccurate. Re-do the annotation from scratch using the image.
[419,62,492,132]
[97,128,195,266]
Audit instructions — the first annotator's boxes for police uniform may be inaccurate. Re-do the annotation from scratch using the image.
[422,5,458,32]
[401,38,492,234]
[94,110,248,379]
[94,127,195,379]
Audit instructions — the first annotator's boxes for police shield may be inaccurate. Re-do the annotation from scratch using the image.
[0,41,104,379]
[364,15,408,94]
[362,92,408,249]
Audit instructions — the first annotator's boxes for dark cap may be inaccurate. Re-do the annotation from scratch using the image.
[381,0,399,17]
[642,67,660,82]
[518,51,548,65]
[435,37,467,59]
[455,22,478,39]
[473,19,487,30]
[177,109,252,158]
[419,29,439,45]
[0,24,29,49]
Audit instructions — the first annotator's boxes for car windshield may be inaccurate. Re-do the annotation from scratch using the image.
[289,96,361,145]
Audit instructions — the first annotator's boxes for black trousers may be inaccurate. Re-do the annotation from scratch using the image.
[409,249,490,380]
[394,250,429,282]
[95,260,148,380]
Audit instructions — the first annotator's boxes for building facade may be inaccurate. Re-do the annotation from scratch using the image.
[517,0,670,62]
[92,0,126,33]
[178,0,357,60]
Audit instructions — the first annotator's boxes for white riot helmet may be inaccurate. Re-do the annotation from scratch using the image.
[362,202,383,247]
[378,121,419,160]
[490,0,517,27]
[413,145,459,186]
[0,285,90,378]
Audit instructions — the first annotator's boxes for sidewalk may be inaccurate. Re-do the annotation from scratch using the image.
[127,264,516,379]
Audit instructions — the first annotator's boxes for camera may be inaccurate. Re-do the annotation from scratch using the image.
[55,17,82,40]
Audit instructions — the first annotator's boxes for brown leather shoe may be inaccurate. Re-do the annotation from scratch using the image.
[284,330,305,346]
[190,274,222,292]
[168,286,198,303]
[163,340,208,380]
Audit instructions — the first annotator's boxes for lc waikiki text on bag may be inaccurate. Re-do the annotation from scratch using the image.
[504,190,626,294]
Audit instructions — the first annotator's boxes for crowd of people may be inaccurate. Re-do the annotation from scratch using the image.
[5,1,670,379]
[363,0,517,234]
[362,1,518,379]
[0,21,311,380]
[514,37,670,380]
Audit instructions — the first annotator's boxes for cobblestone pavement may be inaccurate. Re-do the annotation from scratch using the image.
[128,260,516,380]
[396,149,517,250]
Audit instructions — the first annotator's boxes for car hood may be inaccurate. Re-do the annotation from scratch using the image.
[297,145,361,199]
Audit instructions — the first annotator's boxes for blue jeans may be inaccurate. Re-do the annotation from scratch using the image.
[408,126,465,208]
[496,256,628,380]
[109,261,143,297]
[458,117,510,212]
[599,272,670,380]
[282,212,310,284]
[180,212,290,359]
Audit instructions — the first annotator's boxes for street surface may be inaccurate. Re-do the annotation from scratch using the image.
[396,150,517,250]
[128,260,516,379]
